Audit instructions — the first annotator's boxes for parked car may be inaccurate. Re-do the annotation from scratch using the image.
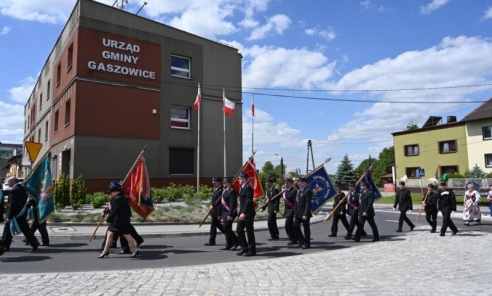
[2,178,24,203]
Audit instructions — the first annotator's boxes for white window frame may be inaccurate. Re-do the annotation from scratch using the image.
[171,106,191,129]
[485,154,492,168]
[171,55,191,79]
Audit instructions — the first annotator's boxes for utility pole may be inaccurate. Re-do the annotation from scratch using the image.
[306,140,315,174]
[275,153,284,184]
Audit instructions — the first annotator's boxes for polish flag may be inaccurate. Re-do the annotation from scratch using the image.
[223,97,235,115]
[193,84,201,110]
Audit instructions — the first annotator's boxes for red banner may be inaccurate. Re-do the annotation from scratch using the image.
[232,157,264,208]
[121,155,154,219]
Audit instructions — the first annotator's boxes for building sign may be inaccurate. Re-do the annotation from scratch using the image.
[79,28,161,88]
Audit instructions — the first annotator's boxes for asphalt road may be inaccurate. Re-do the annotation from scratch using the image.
[1,209,489,274]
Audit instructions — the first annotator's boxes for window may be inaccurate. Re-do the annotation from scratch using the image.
[47,80,51,100]
[485,154,492,168]
[56,63,61,86]
[171,55,190,78]
[39,93,42,110]
[65,99,71,126]
[67,44,73,71]
[171,106,190,129]
[438,140,457,154]
[406,167,420,178]
[169,148,194,175]
[441,166,458,175]
[54,110,59,132]
[404,144,419,156]
[483,126,492,140]
[45,121,49,142]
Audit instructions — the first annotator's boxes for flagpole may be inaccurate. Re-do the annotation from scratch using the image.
[197,83,201,192]
[251,95,254,155]
[223,89,227,176]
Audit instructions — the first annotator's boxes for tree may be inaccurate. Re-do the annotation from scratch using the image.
[373,146,395,182]
[261,161,278,183]
[356,155,377,176]
[406,119,419,130]
[464,164,486,178]
[335,155,358,188]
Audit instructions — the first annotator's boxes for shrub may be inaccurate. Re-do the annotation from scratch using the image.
[54,173,70,212]
[199,185,214,200]
[163,183,181,202]
[151,187,166,203]
[70,175,86,210]
[91,192,108,208]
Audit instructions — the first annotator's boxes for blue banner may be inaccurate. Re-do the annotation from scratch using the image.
[303,167,336,212]
[355,171,381,199]
[23,152,54,221]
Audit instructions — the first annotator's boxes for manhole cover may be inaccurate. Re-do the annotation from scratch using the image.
[51,227,77,233]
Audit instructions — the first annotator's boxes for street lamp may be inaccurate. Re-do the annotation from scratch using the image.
[275,154,284,183]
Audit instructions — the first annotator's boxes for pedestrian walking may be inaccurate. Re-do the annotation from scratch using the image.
[283,178,297,246]
[463,183,481,225]
[344,183,367,240]
[205,177,225,246]
[438,181,458,236]
[293,177,312,249]
[328,183,350,237]
[220,177,238,251]
[422,184,439,233]
[265,179,280,240]
[236,172,256,256]
[393,181,415,232]
[354,182,380,242]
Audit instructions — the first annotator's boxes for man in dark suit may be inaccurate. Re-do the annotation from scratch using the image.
[329,183,350,237]
[265,179,280,240]
[1,177,40,252]
[344,183,366,240]
[293,177,312,249]
[422,184,439,233]
[354,182,380,242]
[393,181,415,232]
[438,181,458,236]
[205,177,225,246]
[220,177,238,250]
[236,172,256,256]
[283,178,297,245]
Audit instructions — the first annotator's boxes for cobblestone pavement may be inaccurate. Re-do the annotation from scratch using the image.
[0,226,490,296]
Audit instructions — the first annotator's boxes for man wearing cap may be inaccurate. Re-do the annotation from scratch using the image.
[265,179,280,240]
[393,181,415,232]
[293,177,312,249]
[236,172,256,256]
[329,183,350,237]
[220,177,239,250]
[283,178,297,245]
[422,184,439,233]
[437,181,458,236]
[344,183,366,240]
[354,182,380,242]
[205,178,225,246]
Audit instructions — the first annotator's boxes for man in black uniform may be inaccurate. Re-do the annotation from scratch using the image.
[265,179,280,240]
[438,181,458,236]
[293,177,312,249]
[205,177,225,246]
[283,178,297,245]
[393,181,415,232]
[1,177,40,252]
[236,172,256,256]
[329,183,350,237]
[26,196,50,246]
[354,182,380,242]
[422,184,439,233]
[220,177,238,250]
[344,183,366,240]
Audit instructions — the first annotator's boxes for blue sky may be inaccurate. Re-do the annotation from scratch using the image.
[1,0,492,175]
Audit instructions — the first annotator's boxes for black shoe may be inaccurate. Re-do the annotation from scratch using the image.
[361,233,367,238]
[354,239,360,242]
[0,246,4,256]
[230,242,239,251]
[237,250,248,256]
[372,238,380,242]
[204,242,215,246]
[244,252,256,257]
[301,245,310,249]
[31,244,39,252]
[98,251,109,258]
[220,247,231,251]
[118,250,132,254]
[21,238,27,243]
[41,242,50,246]
[395,229,402,233]
[430,229,436,233]
[439,233,445,237]
[328,234,336,237]
[410,225,415,231]
[452,231,458,235]
[296,243,303,248]
[268,237,279,241]
[4,246,9,252]
[131,250,140,258]
[287,241,297,246]
[344,235,351,240]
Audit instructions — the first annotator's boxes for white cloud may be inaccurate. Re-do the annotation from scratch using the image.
[0,100,26,143]
[359,0,393,13]
[305,27,336,42]
[242,45,336,89]
[9,76,36,103]
[483,6,492,19]
[247,14,291,41]
[420,0,450,14]
[0,26,11,35]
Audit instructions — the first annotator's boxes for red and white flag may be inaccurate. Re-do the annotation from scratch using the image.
[223,96,235,115]
[251,97,255,116]
[193,84,201,110]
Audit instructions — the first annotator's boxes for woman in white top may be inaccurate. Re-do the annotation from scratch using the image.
[463,183,481,225]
